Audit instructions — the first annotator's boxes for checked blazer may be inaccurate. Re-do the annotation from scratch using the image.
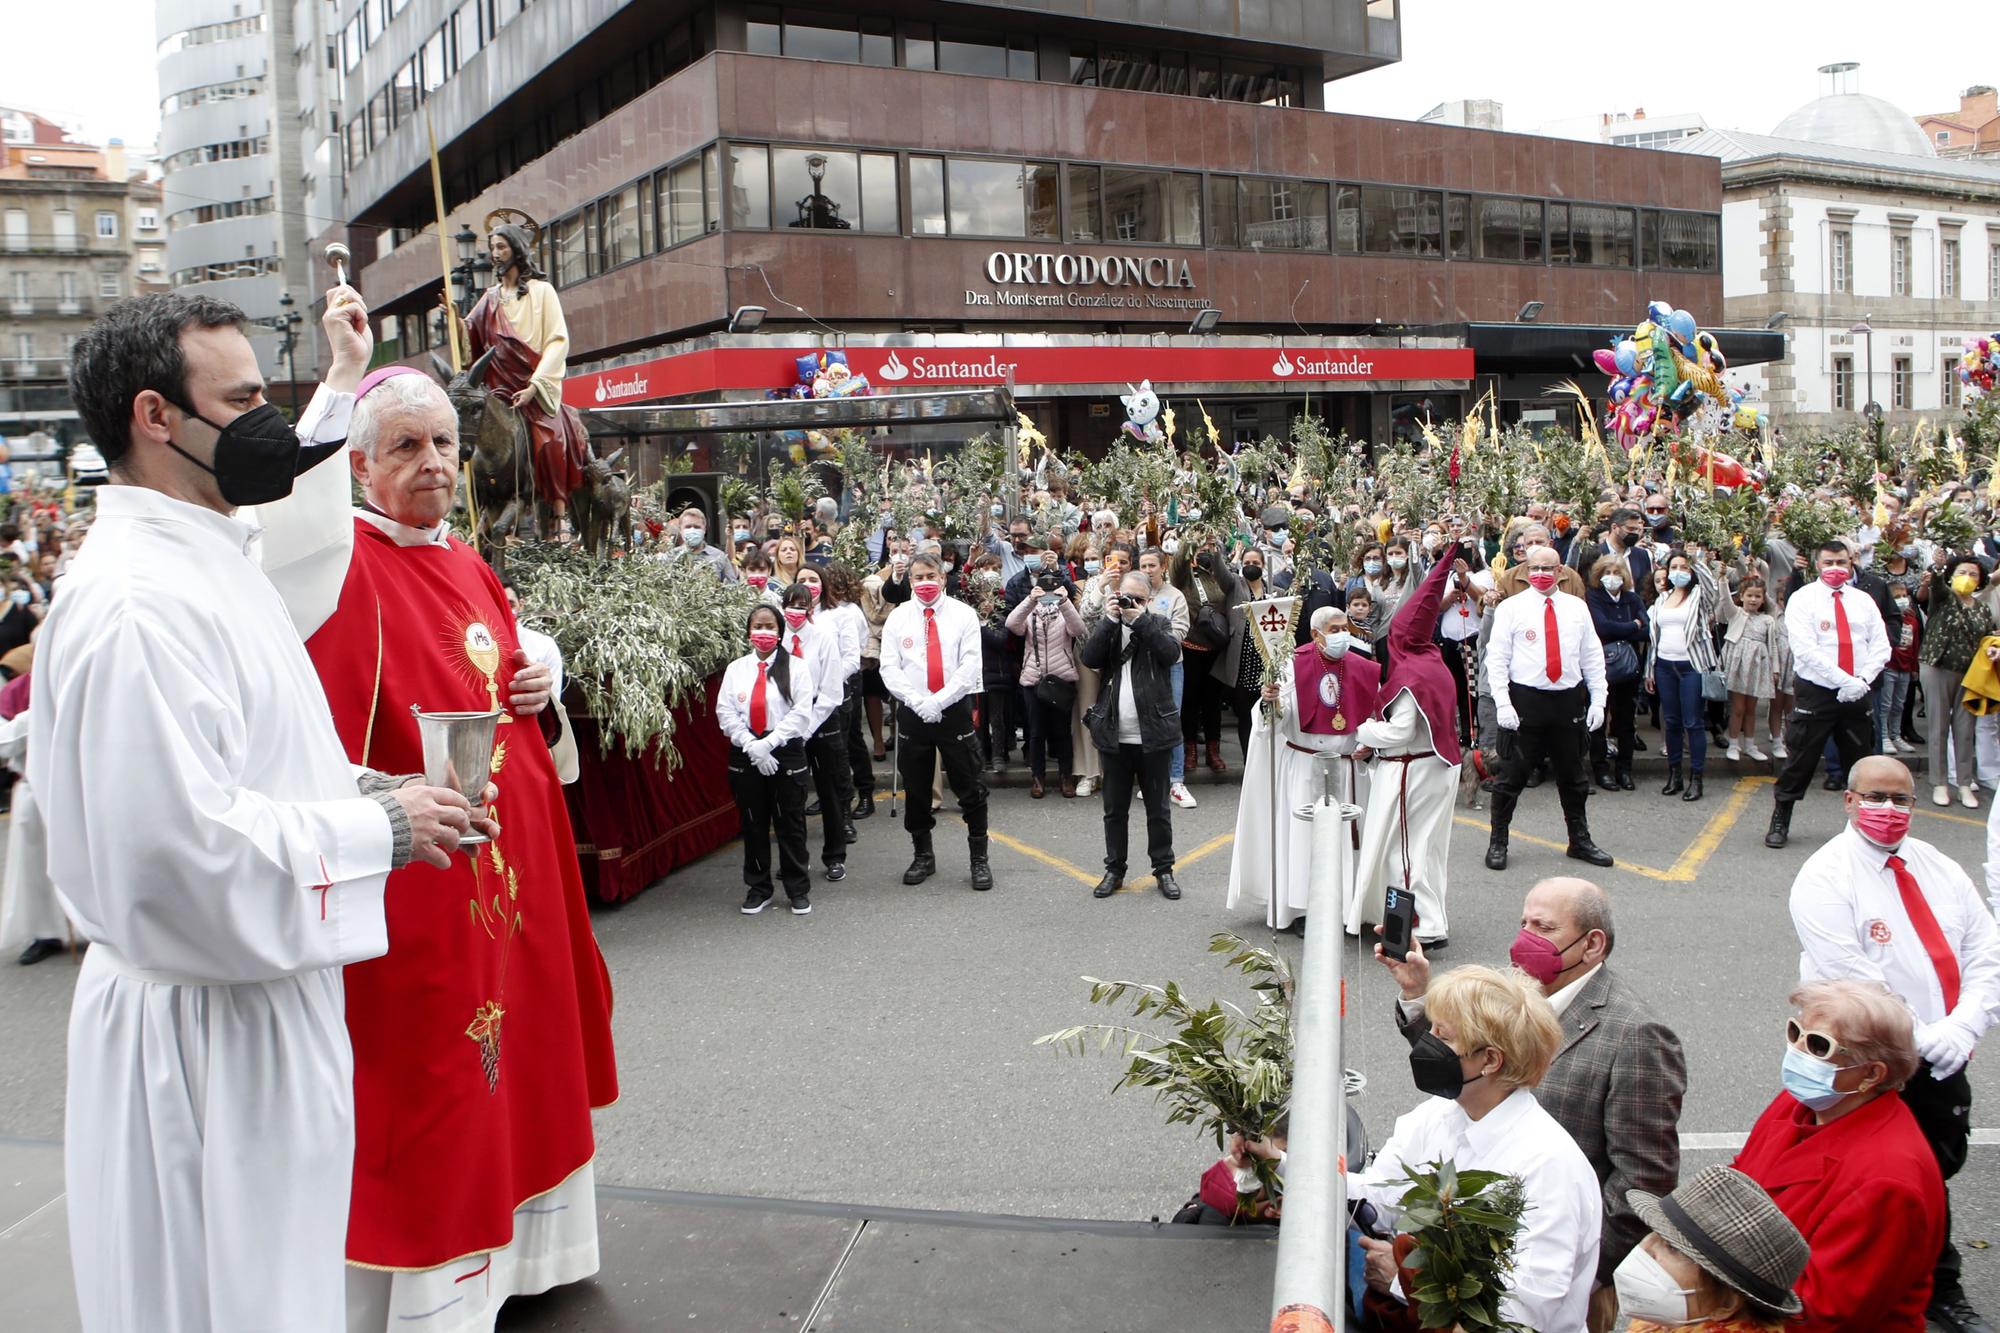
[1397,965,1687,1285]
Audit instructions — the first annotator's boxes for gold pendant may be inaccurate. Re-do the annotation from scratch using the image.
[1331,712,1346,731]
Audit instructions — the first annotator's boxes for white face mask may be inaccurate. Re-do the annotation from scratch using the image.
[1611,1245,1700,1326]
[1602,576,1624,594]
[1318,631,1350,659]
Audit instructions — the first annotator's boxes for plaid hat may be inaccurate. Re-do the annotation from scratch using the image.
[1628,1167,1806,1317]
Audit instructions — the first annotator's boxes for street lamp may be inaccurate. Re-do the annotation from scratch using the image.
[1764,310,1789,329]
[274,292,302,417]
[450,224,487,310]
[1188,307,1222,336]
[1515,300,1544,323]
[727,304,768,334]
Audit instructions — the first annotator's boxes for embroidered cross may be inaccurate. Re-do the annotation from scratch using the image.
[1258,606,1289,636]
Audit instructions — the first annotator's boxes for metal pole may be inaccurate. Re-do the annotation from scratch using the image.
[1269,758,1347,1332]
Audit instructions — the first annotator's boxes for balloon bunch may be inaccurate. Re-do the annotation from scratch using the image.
[768,350,873,460]
[1962,333,1999,399]
[1592,300,1741,448]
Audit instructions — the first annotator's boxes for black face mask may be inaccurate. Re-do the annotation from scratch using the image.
[163,399,339,506]
[1410,1031,1485,1100]
[1243,564,1263,581]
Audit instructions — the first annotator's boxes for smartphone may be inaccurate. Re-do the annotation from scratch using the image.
[1380,885,1418,963]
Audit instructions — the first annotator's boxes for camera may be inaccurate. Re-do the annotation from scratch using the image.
[1036,572,1062,594]
[1115,594,1141,611]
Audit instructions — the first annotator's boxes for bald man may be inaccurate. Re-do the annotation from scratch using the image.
[1379,877,1686,1332]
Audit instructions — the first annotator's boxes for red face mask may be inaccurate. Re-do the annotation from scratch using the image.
[914,580,943,605]
[1508,929,1580,986]
[783,608,811,630]
[749,630,779,654]
[1527,570,1558,593]
[1820,566,1851,589]
[746,573,769,589]
[1853,805,1910,848]
[804,584,821,602]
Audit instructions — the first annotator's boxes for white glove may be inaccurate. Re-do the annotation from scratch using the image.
[915,697,944,724]
[1496,704,1521,732]
[754,750,781,777]
[744,737,773,766]
[1835,678,1869,704]
[1586,705,1604,732]
[1915,1018,1979,1079]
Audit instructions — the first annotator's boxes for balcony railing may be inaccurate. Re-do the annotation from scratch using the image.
[0,233,126,256]
[0,358,69,382]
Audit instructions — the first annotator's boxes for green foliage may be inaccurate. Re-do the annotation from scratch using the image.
[1773,494,1850,554]
[1035,934,1293,1189]
[765,455,827,522]
[930,433,1008,540]
[1923,497,1978,553]
[505,540,758,763]
[1085,438,1180,528]
[1396,1163,1531,1333]
[1373,440,1449,533]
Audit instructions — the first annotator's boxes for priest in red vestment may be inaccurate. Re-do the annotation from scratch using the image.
[254,362,617,1331]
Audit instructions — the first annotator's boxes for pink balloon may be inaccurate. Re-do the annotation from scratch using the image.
[1593,348,1620,376]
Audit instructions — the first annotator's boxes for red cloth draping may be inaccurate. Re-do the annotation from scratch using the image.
[564,672,741,904]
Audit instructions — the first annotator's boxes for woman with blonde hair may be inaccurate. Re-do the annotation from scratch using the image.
[771,534,805,595]
[1352,964,1601,1332]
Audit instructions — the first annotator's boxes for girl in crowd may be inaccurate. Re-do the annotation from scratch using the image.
[1063,532,1095,583]
[1718,576,1780,763]
[1646,548,1723,802]
[1918,554,1994,808]
[781,579,855,879]
[716,604,816,915]
[740,548,779,605]
[1879,576,1923,756]
[1587,554,1647,791]
[821,564,874,820]
[770,535,805,595]
[1362,536,1419,638]
[1006,564,1085,798]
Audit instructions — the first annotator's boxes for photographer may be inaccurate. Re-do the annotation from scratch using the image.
[1006,566,1086,798]
[1079,572,1184,900]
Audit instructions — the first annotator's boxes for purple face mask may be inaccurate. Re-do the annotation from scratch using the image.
[1508,929,1582,986]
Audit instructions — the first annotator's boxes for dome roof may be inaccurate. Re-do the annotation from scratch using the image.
[1772,92,1935,157]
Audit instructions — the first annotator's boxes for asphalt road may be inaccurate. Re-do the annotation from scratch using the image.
[1,747,1995,1317]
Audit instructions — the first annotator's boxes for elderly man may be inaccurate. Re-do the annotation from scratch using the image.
[1227,605,1377,931]
[255,363,619,1329]
[674,505,740,582]
[1790,756,2000,1333]
[39,292,475,1331]
[1380,877,1686,1333]
[1080,570,1184,899]
[1494,522,1587,598]
[1485,543,1613,871]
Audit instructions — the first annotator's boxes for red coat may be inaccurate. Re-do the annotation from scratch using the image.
[1732,1090,1943,1332]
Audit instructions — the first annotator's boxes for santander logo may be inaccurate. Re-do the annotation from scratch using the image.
[593,372,650,403]
[877,350,911,382]
[1272,350,1295,376]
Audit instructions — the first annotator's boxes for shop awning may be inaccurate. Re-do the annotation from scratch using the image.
[581,387,1018,437]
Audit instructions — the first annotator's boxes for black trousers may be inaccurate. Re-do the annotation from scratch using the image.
[1591,677,1640,769]
[1026,689,1075,779]
[1773,679,1874,805]
[727,742,811,900]
[1180,648,1223,745]
[896,699,989,846]
[1902,1059,1973,1296]
[841,683,873,799]
[806,718,854,864]
[1099,742,1175,876]
[1491,683,1592,828]
[1440,639,1476,746]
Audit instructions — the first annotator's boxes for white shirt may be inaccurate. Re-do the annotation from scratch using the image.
[880,593,983,711]
[1652,590,1698,662]
[1351,1088,1600,1333]
[1485,588,1606,707]
[1546,963,1604,1018]
[785,617,847,730]
[1791,826,2000,1033]
[715,649,819,750]
[1785,578,1889,692]
[827,601,866,678]
[1116,624,1144,744]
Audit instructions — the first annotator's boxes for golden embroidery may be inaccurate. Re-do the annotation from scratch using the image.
[440,602,514,724]
[463,779,523,1092]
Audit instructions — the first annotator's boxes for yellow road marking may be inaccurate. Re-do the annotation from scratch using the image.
[1179,832,1237,867]
[974,824,1101,887]
[1452,776,1769,883]
[1916,806,1988,828]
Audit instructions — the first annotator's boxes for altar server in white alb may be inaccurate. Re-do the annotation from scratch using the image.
[1229,605,1378,931]
[35,292,476,1332]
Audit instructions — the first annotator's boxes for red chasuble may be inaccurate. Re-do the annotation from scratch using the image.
[306,519,618,1270]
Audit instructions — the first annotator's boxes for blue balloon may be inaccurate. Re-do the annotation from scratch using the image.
[1614,340,1638,376]
[1668,309,1698,343]
[1647,299,1674,327]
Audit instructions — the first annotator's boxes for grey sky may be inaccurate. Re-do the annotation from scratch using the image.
[0,0,1984,159]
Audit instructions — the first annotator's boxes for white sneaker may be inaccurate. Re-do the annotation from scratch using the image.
[1076,776,1095,797]
[1744,740,1768,761]
[1934,784,1951,807]
[1726,741,1742,761]
[1964,786,1981,810]
[1170,782,1198,809]
[1770,737,1789,759]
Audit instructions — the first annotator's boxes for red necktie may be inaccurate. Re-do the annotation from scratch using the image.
[1887,854,1962,1012]
[749,660,769,736]
[791,633,803,658]
[925,608,945,692]
[1832,589,1854,675]
[1543,597,1562,683]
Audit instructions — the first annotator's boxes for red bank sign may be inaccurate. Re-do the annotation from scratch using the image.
[564,344,1473,409]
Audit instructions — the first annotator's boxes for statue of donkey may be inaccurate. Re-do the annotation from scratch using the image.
[570,447,632,557]
[432,351,539,550]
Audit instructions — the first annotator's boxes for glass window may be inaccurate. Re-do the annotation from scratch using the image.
[910,156,947,234]
[1066,164,1100,242]
[392,61,417,125]
[1069,43,1097,85]
[1829,228,1849,291]
[343,17,362,72]
[1519,200,1543,262]
[1008,35,1036,81]
[1359,187,1439,256]
[902,21,934,70]
[948,158,1029,237]
[1242,178,1326,251]
[1893,355,1912,409]
[449,3,476,68]
[664,158,704,245]
[703,146,720,232]
[775,147,859,230]
[1445,193,1470,258]
[1573,204,1620,266]
[783,10,859,62]
[1546,202,1571,264]
[1639,210,1660,267]
[1190,54,1221,99]
[99,271,119,299]
[860,153,898,234]
[1942,237,1958,297]
[1476,197,1522,261]
[1832,355,1852,411]
[936,28,1007,77]
[861,16,893,66]
[555,212,588,286]
[95,211,118,239]
[1026,161,1060,239]
[1207,175,1239,248]
[1945,357,1960,409]
[368,89,392,148]
[1100,167,1201,245]
[1333,185,1360,253]
[746,5,780,55]
[1659,211,1719,273]
[1098,46,1154,92]
[727,144,771,229]
[601,184,642,268]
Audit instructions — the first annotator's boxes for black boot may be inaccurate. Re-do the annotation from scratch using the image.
[1681,772,1704,802]
[1485,795,1514,870]
[1093,871,1123,898]
[1765,801,1793,849]
[1661,764,1685,796]
[1615,757,1635,791]
[968,836,993,891]
[1593,762,1619,792]
[1565,829,1615,867]
[852,794,875,820]
[903,837,937,885]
